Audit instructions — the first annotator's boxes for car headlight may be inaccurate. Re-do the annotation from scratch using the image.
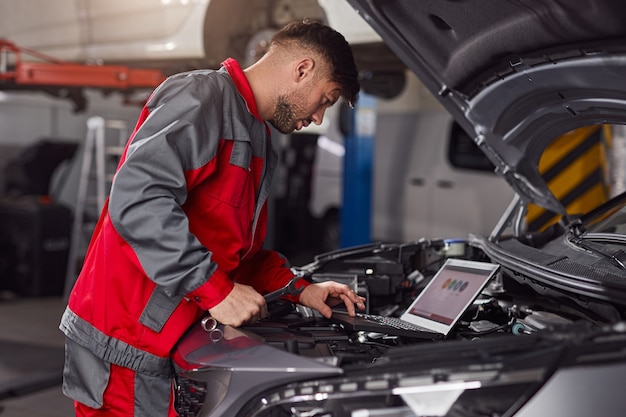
[236,366,545,417]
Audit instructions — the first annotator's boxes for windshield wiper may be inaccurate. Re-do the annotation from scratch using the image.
[566,219,626,269]
[567,234,626,270]
[579,232,626,245]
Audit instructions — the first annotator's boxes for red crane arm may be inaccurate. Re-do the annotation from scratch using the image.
[0,39,166,89]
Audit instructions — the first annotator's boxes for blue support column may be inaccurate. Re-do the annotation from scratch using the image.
[340,93,376,247]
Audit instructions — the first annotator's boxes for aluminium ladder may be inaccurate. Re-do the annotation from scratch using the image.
[64,116,128,297]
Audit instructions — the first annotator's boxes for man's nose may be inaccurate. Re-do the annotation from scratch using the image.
[311,108,326,125]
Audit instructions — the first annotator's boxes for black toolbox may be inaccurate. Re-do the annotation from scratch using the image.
[0,196,71,297]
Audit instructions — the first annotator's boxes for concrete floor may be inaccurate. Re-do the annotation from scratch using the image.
[0,296,75,416]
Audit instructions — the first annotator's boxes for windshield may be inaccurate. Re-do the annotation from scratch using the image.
[580,192,626,236]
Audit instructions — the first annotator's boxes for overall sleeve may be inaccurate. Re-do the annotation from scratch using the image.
[232,248,310,303]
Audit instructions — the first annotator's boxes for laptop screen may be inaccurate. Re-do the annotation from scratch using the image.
[400,258,500,335]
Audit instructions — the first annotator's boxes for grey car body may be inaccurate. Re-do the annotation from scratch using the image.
[173,1,626,416]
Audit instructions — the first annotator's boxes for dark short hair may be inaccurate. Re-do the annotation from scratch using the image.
[271,19,360,107]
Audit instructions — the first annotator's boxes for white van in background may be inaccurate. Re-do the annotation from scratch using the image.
[307,71,515,251]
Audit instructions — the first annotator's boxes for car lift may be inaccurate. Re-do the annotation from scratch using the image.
[341,92,376,247]
[0,39,166,111]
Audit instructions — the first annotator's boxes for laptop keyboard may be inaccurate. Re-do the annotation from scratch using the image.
[355,312,432,332]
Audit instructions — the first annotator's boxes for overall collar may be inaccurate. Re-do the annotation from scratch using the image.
[221,58,263,123]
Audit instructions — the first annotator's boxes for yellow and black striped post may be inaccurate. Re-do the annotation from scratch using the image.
[526,125,611,232]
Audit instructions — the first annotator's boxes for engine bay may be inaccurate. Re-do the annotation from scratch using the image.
[240,238,591,366]
[174,237,626,417]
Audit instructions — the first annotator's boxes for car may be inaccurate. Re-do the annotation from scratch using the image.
[0,0,390,141]
[170,0,626,416]
[0,0,383,74]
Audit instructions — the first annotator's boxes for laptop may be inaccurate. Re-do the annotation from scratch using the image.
[331,258,500,340]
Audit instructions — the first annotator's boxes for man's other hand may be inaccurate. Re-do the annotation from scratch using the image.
[299,281,366,318]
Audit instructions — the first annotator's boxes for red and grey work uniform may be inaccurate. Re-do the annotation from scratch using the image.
[59,58,308,416]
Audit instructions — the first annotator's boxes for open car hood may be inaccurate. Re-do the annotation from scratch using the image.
[346,0,626,215]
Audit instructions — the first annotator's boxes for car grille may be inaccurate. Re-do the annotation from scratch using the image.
[174,374,207,417]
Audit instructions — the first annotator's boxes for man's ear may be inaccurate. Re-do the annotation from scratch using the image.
[293,57,315,83]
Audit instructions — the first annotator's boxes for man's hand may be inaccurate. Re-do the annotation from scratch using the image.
[298,281,366,318]
[208,283,267,327]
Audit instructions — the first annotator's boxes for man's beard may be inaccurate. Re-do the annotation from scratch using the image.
[270,93,307,134]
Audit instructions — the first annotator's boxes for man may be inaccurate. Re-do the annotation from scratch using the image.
[59,19,364,416]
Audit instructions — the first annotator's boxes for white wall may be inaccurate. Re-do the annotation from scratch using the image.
[0,89,143,194]
[0,90,142,145]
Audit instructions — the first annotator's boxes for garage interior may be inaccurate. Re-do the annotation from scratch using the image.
[2,1,626,416]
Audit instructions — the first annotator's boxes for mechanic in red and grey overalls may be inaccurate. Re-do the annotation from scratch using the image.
[59,20,365,416]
